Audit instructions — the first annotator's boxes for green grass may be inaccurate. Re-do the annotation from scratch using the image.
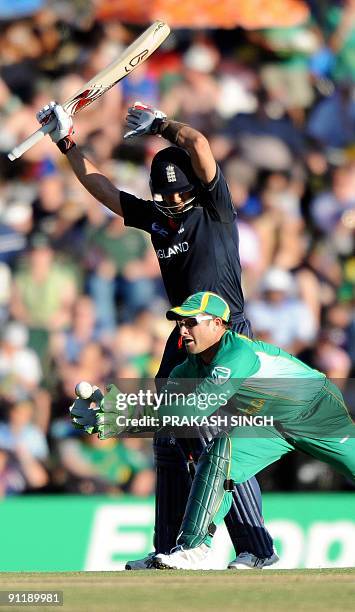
[1,569,355,612]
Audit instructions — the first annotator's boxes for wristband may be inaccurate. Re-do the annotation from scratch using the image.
[150,116,166,135]
[56,136,76,154]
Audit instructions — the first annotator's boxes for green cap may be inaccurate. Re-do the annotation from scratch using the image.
[166,291,230,321]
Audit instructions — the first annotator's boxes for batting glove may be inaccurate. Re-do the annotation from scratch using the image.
[124,101,166,139]
[37,102,75,152]
[69,387,103,434]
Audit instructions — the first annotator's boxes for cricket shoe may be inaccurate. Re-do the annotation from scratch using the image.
[125,552,156,570]
[228,551,279,570]
[153,544,210,570]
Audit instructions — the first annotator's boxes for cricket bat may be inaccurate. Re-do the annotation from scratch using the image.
[8,20,170,161]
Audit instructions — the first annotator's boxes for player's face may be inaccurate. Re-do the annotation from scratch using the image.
[162,189,194,213]
[177,316,222,354]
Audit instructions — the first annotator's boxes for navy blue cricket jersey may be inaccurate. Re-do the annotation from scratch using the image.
[120,166,245,322]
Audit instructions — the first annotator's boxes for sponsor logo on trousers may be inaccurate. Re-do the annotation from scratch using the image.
[156,242,189,259]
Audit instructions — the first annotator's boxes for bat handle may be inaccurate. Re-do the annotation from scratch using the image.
[7,118,57,161]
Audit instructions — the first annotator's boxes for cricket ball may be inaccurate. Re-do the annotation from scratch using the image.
[75,381,94,400]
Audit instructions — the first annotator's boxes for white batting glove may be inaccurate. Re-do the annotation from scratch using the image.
[36,101,74,144]
[124,101,166,139]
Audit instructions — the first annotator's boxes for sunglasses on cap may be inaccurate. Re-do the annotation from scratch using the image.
[176,314,213,329]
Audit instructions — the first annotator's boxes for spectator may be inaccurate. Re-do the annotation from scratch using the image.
[111,322,154,378]
[0,321,42,400]
[250,21,320,118]
[85,215,160,321]
[312,330,352,389]
[251,170,305,272]
[54,434,154,495]
[51,295,100,364]
[247,267,318,354]
[0,204,29,265]
[10,232,78,361]
[0,399,49,461]
[310,163,355,238]
[306,83,355,149]
[227,86,304,165]
[160,37,221,133]
[0,448,27,497]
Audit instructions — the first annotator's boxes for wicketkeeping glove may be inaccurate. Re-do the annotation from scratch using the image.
[69,387,103,434]
[124,101,166,139]
[96,384,158,440]
[96,384,135,440]
[36,102,75,153]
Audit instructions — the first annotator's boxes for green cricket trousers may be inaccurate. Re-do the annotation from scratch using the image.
[213,379,355,527]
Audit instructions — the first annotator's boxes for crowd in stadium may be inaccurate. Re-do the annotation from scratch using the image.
[0,1,354,497]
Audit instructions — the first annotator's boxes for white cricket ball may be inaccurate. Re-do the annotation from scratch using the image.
[75,381,94,400]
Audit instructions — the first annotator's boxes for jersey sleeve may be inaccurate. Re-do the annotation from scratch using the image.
[201,165,236,223]
[120,191,153,234]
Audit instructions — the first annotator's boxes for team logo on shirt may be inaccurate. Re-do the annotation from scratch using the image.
[211,366,231,385]
[166,165,177,182]
[151,222,169,237]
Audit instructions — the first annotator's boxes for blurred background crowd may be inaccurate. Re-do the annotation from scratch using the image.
[0,0,354,499]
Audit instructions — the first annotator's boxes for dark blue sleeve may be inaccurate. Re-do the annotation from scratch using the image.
[120,191,153,234]
[201,165,235,223]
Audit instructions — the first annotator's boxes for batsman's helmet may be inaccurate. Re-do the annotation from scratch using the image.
[150,147,198,218]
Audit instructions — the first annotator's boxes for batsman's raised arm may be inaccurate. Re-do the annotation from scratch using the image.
[167,123,216,185]
[36,102,124,217]
[125,101,216,184]
[66,146,123,217]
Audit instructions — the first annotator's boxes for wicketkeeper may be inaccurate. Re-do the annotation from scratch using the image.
[72,291,355,569]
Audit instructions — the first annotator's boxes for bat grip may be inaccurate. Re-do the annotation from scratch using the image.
[7,118,57,161]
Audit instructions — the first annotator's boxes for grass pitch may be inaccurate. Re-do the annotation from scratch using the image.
[1,569,354,612]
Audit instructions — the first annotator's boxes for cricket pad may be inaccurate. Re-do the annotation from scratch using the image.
[177,433,231,549]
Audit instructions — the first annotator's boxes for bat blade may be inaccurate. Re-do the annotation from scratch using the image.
[8,20,170,161]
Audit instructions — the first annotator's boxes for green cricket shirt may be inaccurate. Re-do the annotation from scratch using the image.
[157,330,326,424]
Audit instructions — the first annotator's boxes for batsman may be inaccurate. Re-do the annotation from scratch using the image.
[78,291,355,570]
[37,99,277,569]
